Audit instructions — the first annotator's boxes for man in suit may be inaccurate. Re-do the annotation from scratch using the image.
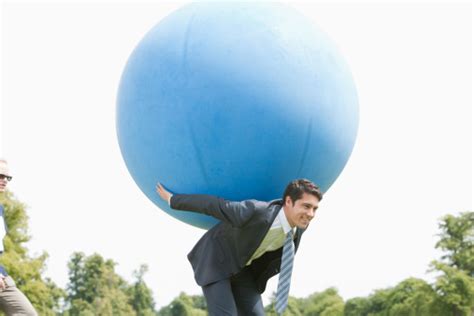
[156,178,322,316]
[0,159,37,315]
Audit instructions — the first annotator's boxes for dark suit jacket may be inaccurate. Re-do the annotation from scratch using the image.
[170,194,304,293]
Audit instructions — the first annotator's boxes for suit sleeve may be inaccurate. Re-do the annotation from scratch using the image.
[170,194,255,227]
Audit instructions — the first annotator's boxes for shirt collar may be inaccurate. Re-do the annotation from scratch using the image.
[279,206,293,235]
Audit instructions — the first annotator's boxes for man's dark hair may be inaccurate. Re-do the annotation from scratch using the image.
[283,179,322,204]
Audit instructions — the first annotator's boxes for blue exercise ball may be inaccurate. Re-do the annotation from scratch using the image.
[117,2,358,229]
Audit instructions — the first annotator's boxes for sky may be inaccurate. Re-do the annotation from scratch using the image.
[1,0,472,310]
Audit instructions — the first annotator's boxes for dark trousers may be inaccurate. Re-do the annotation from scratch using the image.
[202,267,265,316]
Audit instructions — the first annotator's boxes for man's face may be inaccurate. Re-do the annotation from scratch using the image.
[284,192,320,229]
[0,162,11,192]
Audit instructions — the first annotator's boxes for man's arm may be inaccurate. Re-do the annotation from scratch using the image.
[156,183,254,227]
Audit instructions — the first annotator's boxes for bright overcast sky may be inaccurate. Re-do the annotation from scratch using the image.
[1,1,472,310]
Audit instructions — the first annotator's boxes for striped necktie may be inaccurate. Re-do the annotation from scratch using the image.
[275,230,295,315]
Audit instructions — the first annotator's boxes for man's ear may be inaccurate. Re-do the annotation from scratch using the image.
[285,196,292,206]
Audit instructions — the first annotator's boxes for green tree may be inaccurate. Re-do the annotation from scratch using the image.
[344,288,392,316]
[63,252,136,315]
[0,191,64,315]
[344,296,371,316]
[302,288,345,316]
[429,212,474,316]
[430,262,474,316]
[127,264,157,316]
[345,278,437,316]
[265,295,304,315]
[265,288,344,315]
[157,292,207,316]
[434,212,474,276]
[385,278,437,316]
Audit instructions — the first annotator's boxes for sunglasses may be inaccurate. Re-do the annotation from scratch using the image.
[0,174,12,181]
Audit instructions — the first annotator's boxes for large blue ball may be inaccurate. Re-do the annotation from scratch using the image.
[117,3,358,229]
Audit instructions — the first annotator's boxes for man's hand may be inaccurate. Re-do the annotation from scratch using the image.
[156,183,172,204]
[0,277,6,291]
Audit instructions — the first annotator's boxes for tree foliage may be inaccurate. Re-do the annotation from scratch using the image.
[430,262,474,316]
[430,212,474,316]
[63,252,157,316]
[63,252,135,315]
[0,191,64,315]
[345,278,437,316]
[157,292,206,316]
[264,288,344,316]
[128,264,157,316]
[434,212,474,276]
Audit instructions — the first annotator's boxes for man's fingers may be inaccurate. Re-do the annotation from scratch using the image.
[156,183,163,193]
[156,183,168,201]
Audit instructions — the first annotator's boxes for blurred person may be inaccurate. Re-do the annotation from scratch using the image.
[0,159,37,316]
